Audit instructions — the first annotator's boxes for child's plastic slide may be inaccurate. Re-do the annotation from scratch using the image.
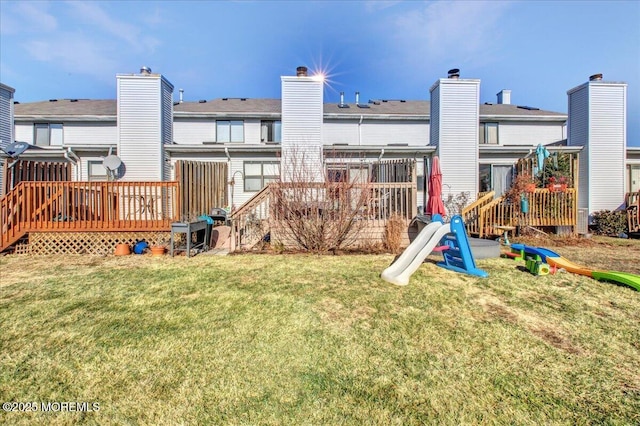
[511,244,640,291]
[381,221,452,286]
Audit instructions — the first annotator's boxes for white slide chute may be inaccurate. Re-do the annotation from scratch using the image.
[381,221,451,286]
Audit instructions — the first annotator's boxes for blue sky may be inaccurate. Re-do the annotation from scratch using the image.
[1,0,639,145]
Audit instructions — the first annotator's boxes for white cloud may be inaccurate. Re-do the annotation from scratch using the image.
[0,1,58,35]
[364,1,403,13]
[65,1,161,53]
[392,0,512,69]
[23,33,120,84]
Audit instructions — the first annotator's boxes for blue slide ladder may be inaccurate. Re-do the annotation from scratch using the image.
[437,215,488,278]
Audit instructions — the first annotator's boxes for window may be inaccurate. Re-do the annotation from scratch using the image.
[479,122,498,145]
[327,164,370,184]
[88,160,108,181]
[244,162,280,192]
[34,123,63,147]
[479,164,513,196]
[629,164,640,192]
[261,120,281,143]
[216,120,244,143]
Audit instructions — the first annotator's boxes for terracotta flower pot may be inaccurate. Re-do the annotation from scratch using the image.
[114,243,131,256]
[150,246,166,256]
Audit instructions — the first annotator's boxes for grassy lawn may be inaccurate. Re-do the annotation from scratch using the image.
[1,237,639,425]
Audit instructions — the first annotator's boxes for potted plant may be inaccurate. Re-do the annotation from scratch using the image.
[505,173,536,205]
[547,175,569,192]
[150,234,169,256]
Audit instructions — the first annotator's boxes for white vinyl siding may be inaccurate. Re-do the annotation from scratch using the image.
[589,84,626,212]
[117,74,173,181]
[323,120,430,147]
[323,120,359,145]
[430,79,480,202]
[243,119,262,145]
[496,122,565,146]
[174,119,215,144]
[360,121,429,146]
[281,76,323,182]
[63,122,116,146]
[568,81,626,214]
[14,124,33,144]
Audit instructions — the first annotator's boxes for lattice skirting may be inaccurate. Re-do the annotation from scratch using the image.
[21,232,172,255]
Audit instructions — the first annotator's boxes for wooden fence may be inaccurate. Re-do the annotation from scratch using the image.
[1,181,179,252]
[175,160,227,221]
[2,159,71,194]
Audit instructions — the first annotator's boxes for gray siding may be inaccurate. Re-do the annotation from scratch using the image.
[162,79,173,181]
[0,84,15,196]
[430,85,440,149]
[431,79,480,203]
[281,76,323,182]
[568,84,590,209]
[0,85,14,150]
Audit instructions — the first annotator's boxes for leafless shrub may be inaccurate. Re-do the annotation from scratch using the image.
[384,213,405,253]
[271,148,373,253]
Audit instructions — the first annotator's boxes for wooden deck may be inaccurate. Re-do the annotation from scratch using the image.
[463,188,577,237]
[230,181,417,251]
[627,191,640,233]
[1,181,180,252]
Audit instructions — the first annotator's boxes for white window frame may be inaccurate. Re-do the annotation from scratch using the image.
[244,161,280,192]
[260,120,282,143]
[479,122,499,145]
[216,120,244,143]
[34,123,63,147]
[87,160,108,181]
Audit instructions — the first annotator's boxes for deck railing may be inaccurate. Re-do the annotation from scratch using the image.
[462,191,495,235]
[230,184,273,251]
[476,188,577,237]
[230,181,416,251]
[1,181,179,252]
[627,191,640,233]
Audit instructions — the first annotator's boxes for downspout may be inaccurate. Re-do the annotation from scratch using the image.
[358,115,363,146]
[378,148,384,162]
[64,147,80,180]
[225,147,232,209]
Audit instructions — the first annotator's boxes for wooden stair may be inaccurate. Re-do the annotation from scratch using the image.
[627,191,640,233]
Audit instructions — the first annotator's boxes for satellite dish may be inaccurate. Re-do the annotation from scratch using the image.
[1,141,31,158]
[103,155,122,171]
[103,155,123,181]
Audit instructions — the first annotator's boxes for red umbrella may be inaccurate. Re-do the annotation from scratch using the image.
[426,155,446,216]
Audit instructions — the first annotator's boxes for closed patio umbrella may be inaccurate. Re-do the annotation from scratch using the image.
[426,155,446,217]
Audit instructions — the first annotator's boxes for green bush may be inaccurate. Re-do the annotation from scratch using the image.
[591,210,628,236]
